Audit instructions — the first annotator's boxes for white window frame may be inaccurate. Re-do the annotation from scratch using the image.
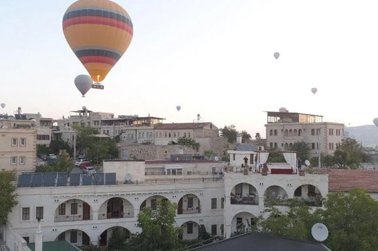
[11,138,17,147]
[20,138,26,147]
[11,156,17,165]
[19,156,25,165]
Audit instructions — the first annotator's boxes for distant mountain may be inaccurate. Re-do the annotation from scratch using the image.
[345,125,378,147]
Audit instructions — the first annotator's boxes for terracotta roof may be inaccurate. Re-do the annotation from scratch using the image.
[327,169,378,193]
[154,122,214,130]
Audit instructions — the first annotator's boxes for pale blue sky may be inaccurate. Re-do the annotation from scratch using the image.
[1,0,378,137]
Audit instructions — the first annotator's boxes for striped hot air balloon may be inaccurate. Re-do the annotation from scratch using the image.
[62,0,133,83]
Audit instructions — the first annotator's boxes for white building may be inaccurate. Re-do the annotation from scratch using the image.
[265,110,345,158]
[4,147,328,250]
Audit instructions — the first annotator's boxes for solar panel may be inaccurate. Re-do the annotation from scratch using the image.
[82,174,93,185]
[56,173,68,186]
[17,174,32,187]
[43,173,57,187]
[69,173,81,186]
[105,173,116,185]
[31,173,43,187]
[94,173,105,185]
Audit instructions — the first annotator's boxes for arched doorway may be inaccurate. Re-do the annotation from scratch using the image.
[54,199,92,222]
[294,184,323,206]
[230,183,258,205]
[264,185,288,206]
[181,221,200,240]
[56,229,90,246]
[98,197,134,219]
[140,195,168,210]
[177,194,201,214]
[231,212,256,236]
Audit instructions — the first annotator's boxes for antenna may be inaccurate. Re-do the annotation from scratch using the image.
[311,223,329,242]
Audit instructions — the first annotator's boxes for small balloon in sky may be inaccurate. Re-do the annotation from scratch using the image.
[373,118,378,127]
[75,75,92,97]
[311,87,318,95]
[0,103,5,109]
[176,105,181,111]
[273,52,280,59]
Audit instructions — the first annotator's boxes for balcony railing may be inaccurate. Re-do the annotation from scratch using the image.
[98,211,134,220]
[182,208,201,214]
[230,195,258,205]
[54,214,92,222]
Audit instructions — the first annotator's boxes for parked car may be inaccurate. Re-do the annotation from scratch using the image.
[75,159,89,167]
[47,154,57,160]
[82,166,96,175]
[79,161,92,169]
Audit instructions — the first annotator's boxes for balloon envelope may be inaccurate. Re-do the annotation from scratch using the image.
[0,103,5,109]
[75,75,92,97]
[373,118,378,127]
[176,105,181,111]
[274,52,280,59]
[311,87,317,94]
[63,0,133,83]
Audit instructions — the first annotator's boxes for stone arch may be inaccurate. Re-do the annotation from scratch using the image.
[294,184,323,207]
[230,212,257,236]
[140,195,170,211]
[98,226,131,247]
[98,197,134,220]
[54,199,92,222]
[230,183,258,205]
[177,194,201,214]
[180,221,200,240]
[56,229,91,247]
[264,185,288,206]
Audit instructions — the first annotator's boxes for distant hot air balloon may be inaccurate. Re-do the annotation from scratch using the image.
[62,0,133,83]
[176,105,181,111]
[75,75,92,97]
[311,87,318,95]
[373,118,378,127]
[0,103,5,109]
[274,52,280,59]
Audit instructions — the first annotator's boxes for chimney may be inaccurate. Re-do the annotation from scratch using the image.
[35,218,42,251]
[17,107,22,115]
[237,134,242,144]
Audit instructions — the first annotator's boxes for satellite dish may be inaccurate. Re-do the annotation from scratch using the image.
[311,223,329,242]
[311,87,318,95]
[279,107,288,113]
[304,160,310,167]
[373,118,378,127]
[273,52,280,59]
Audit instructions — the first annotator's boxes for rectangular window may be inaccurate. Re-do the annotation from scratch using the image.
[11,156,17,165]
[58,204,66,215]
[22,207,30,221]
[70,231,77,243]
[71,203,78,215]
[221,197,224,209]
[311,129,315,136]
[20,138,26,146]
[269,130,273,136]
[187,222,193,234]
[36,207,44,220]
[211,225,217,235]
[311,143,315,150]
[329,129,334,135]
[211,198,217,209]
[274,129,277,136]
[19,156,25,165]
[11,138,17,146]
[233,154,235,161]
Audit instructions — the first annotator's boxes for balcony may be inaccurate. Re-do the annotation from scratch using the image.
[98,211,134,220]
[230,194,258,205]
[54,214,92,222]
[182,207,201,214]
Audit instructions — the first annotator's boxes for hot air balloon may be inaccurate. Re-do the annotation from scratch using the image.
[0,103,5,109]
[373,118,378,127]
[273,52,280,59]
[62,0,133,84]
[176,105,181,111]
[311,87,317,95]
[75,75,93,97]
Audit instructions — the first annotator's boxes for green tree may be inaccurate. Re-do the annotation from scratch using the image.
[258,199,321,241]
[333,138,368,169]
[177,137,200,151]
[108,227,130,250]
[289,141,310,164]
[241,130,251,143]
[49,138,73,156]
[220,125,238,143]
[125,200,182,251]
[322,189,378,251]
[36,153,73,173]
[0,170,17,224]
